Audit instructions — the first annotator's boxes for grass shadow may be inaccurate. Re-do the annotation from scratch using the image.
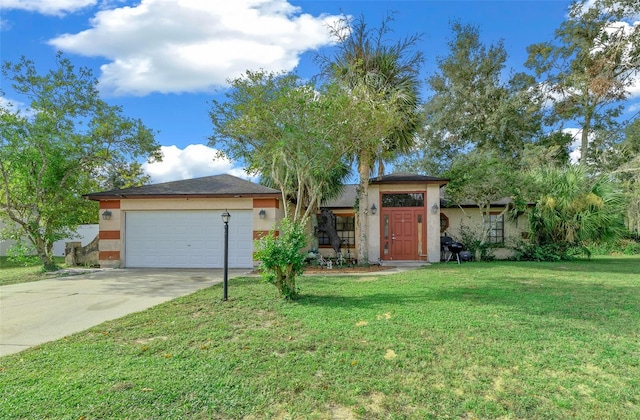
[295,265,640,334]
[477,255,640,275]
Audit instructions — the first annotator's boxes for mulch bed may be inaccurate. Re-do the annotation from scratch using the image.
[302,265,395,274]
[250,265,396,275]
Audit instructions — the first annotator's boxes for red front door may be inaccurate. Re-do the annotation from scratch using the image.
[391,210,417,260]
[381,209,424,260]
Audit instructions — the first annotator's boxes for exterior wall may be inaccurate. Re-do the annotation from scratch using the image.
[367,183,442,263]
[120,198,253,211]
[442,206,529,259]
[93,183,455,267]
[425,184,443,263]
[314,208,357,260]
[98,200,122,268]
[252,198,281,265]
[368,184,381,262]
[97,196,281,268]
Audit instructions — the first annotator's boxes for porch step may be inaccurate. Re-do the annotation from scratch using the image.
[381,260,430,268]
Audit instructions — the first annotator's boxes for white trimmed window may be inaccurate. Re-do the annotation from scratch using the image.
[485,213,504,244]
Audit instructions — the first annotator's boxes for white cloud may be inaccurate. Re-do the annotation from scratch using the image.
[48,0,344,96]
[628,102,640,113]
[0,18,11,31]
[568,2,640,99]
[2,0,97,16]
[0,97,19,112]
[575,0,640,21]
[562,127,597,164]
[143,144,258,184]
[628,72,640,98]
[0,96,34,117]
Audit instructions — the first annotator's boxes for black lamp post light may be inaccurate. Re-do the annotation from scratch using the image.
[221,209,231,301]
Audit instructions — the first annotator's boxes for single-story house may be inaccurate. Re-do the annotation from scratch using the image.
[84,173,528,268]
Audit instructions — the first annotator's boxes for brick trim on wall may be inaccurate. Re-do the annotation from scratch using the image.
[99,200,121,209]
[253,198,279,208]
[99,230,121,240]
[253,230,279,240]
[99,251,120,260]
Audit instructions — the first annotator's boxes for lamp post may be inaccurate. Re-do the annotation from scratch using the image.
[221,209,231,301]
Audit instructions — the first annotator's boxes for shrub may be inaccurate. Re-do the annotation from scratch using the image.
[6,241,39,267]
[586,235,640,256]
[527,167,626,248]
[511,241,590,261]
[459,224,497,261]
[254,218,308,300]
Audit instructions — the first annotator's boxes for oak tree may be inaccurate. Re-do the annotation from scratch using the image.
[526,0,640,165]
[0,54,160,270]
[400,22,542,175]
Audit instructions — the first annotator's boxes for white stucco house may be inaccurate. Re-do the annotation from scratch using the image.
[83,173,528,269]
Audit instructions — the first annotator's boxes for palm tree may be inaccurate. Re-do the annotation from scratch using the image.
[318,15,423,263]
[528,165,626,256]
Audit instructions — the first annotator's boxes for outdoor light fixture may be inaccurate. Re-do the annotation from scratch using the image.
[370,204,377,215]
[258,209,266,219]
[431,203,439,214]
[221,209,231,224]
[221,209,231,301]
[101,210,112,220]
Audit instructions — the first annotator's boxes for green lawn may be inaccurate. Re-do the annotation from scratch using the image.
[1,257,639,419]
[0,257,66,286]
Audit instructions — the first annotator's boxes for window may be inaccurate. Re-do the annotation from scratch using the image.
[318,215,355,247]
[440,213,449,233]
[485,213,504,244]
[382,193,424,207]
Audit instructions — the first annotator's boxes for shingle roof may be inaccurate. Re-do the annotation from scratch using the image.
[84,174,281,200]
[322,174,450,208]
[369,173,449,185]
[322,184,358,208]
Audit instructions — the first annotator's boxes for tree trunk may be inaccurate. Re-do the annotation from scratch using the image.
[580,109,592,165]
[35,238,58,271]
[356,158,371,265]
[283,264,298,300]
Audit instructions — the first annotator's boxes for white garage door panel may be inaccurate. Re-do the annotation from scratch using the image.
[125,210,253,268]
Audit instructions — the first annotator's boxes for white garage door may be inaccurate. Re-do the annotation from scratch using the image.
[125,210,253,268]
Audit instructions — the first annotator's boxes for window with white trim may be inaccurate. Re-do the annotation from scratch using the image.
[485,213,504,244]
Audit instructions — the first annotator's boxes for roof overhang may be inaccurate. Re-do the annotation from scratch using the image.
[83,192,282,201]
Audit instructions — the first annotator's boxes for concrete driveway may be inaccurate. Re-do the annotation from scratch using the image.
[0,268,250,357]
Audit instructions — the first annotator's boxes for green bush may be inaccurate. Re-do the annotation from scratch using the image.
[254,218,308,300]
[510,241,591,261]
[586,237,640,256]
[621,239,640,254]
[6,241,39,267]
[459,224,497,261]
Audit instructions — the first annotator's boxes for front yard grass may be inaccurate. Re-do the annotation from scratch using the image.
[1,256,639,418]
[0,256,65,286]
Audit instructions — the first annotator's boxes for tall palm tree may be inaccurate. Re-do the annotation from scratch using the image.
[318,15,423,263]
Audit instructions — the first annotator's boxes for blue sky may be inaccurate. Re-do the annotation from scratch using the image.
[2,1,638,182]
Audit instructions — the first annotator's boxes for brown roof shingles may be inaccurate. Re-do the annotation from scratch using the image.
[369,173,449,185]
[84,174,281,200]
